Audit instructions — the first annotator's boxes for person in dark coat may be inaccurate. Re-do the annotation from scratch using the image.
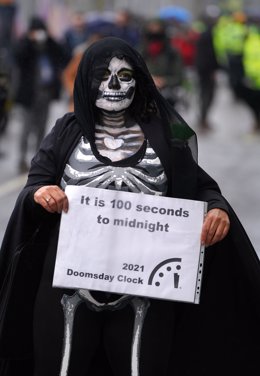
[0,37,259,376]
[13,16,69,173]
[140,19,183,107]
[194,18,219,131]
[62,10,90,58]
[110,9,140,48]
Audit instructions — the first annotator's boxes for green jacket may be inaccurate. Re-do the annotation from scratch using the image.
[243,28,260,89]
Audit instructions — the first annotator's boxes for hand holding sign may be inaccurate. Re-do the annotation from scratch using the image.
[201,208,230,246]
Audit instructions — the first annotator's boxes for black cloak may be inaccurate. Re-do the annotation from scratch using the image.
[0,37,260,375]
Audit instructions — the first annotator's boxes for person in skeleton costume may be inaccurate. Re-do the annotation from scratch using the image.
[0,37,260,376]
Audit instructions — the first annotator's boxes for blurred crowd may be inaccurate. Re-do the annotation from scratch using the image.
[1,3,260,172]
[195,10,260,133]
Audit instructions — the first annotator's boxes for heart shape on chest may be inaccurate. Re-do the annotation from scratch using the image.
[104,137,124,150]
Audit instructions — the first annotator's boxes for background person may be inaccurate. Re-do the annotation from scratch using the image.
[239,23,260,133]
[62,10,90,59]
[140,18,183,107]
[13,16,69,172]
[194,14,219,131]
[110,8,141,48]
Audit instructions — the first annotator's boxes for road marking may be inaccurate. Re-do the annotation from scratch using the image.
[0,174,27,198]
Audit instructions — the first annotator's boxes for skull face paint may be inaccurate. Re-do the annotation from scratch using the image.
[95,57,136,111]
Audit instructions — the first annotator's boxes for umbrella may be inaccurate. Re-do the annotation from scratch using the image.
[159,6,192,23]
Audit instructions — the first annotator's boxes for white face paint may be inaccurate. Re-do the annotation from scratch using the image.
[95,57,136,112]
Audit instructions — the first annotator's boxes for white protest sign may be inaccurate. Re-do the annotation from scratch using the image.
[53,186,207,304]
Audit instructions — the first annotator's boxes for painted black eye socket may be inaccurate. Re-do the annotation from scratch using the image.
[102,69,111,81]
[118,69,134,82]
[100,69,134,82]
[92,67,109,81]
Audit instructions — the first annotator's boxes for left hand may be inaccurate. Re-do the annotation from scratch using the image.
[201,208,230,247]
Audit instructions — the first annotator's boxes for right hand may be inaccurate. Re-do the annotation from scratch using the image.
[34,185,69,214]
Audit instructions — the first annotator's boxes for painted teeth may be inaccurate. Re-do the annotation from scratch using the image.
[103,93,126,101]
[103,92,126,97]
[107,98,124,101]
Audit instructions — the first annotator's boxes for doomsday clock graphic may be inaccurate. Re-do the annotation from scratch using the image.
[148,258,182,289]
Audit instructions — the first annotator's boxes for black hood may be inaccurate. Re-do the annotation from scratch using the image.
[73,37,197,160]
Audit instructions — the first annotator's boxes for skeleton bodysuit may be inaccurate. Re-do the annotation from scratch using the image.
[57,57,168,376]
